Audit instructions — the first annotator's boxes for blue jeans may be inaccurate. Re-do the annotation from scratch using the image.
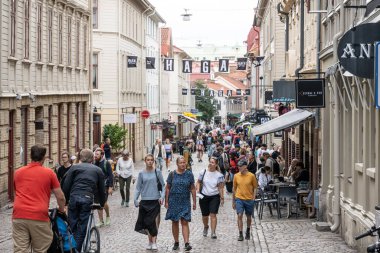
[235,198,255,215]
[68,194,93,251]
[156,157,164,171]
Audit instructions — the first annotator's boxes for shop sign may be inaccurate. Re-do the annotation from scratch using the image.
[295,79,325,108]
[123,114,137,123]
[273,80,296,102]
[376,41,380,108]
[337,22,380,79]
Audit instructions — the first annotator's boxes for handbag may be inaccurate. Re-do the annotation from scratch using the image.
[198,170,207,194]
[154,169,163,192]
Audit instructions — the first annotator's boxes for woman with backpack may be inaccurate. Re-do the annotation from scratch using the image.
[165,156,196,251]
[134,154,165,251]
[196,157,225,239]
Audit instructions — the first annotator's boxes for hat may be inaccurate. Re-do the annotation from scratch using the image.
[237,159,248,167]
[70,155,77,161]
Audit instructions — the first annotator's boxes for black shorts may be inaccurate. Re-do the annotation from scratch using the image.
[94,188,109,204]
[199,194,221,216]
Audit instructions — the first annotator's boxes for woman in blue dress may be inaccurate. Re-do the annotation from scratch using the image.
[165,156,196,252]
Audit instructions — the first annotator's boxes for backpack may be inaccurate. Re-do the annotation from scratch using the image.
[48,209,77,253]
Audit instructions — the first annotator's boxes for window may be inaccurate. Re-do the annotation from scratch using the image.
[92,53,98,89]
[83,25,87,66]
[93,0,98,29]
[37,3,42,61]
[48,8,53,62]
[58,13,63,64]
[24,0,30,59]
[10,0,16,56]
[76,21,80,66]
[67,17,72,65]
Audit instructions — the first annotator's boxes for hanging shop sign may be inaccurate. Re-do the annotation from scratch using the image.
[273,80,296,102]
[123,114,137,123]
[337,22,380,79]
[264,90,273,104]
[127,56,137,68]
[237,58,247,70]
[164,58,174,71]
[375,41,380,108]
[146,57,155,69]
[201,60,211,73]
[295,79,325,108]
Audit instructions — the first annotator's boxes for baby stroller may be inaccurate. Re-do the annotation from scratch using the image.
[47,208,77,253]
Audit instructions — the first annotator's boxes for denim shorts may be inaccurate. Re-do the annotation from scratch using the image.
[235,198,255,215]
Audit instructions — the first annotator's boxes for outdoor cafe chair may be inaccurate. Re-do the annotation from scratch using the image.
[258,189,280,220]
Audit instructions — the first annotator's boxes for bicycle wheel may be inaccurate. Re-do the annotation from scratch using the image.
[86,227,100,253]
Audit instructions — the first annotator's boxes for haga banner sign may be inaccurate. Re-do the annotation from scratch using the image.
[201,60,211,73]
[338,22,380,78]
[182,59,193,73]
[295,79,325,108]
[237,58,247,70]
[164,58,174,71]
[219,59,229,72]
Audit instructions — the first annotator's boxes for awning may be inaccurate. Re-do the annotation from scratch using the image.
[251,109,314,136]
[179,114,200,124]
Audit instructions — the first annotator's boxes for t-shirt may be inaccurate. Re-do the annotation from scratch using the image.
[198,169,224,196]
[57,164,72,183]
[233,172,258,200]
[13,162,60,222]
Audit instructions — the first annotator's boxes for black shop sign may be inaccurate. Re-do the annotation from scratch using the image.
[295,79,325,108]
[337,22,380,79]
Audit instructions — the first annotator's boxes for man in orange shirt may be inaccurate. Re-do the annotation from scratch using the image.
[232,159,258,241]
[12,144,66,253]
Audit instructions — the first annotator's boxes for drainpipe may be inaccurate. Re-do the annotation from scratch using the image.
[89,0,93,147]
[330,1,345,233]
[309,0,322,219]
[295,0,304,76]
[117,0,121,124]
[277,3,289,52]
[253,26,260,110]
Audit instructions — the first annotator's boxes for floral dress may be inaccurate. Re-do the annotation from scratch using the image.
[165,170,195,222]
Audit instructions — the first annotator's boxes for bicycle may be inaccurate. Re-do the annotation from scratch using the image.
[355,206,380,252]
[81,203,102,253]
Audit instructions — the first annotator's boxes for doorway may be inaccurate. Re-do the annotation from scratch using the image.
[8,111,15,201]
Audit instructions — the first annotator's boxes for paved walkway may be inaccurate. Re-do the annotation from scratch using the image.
[0,154,357,253]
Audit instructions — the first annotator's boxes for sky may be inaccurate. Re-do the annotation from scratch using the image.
[149,0,258,48]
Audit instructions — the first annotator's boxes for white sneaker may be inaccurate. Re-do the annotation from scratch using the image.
[151,243,158,251]
[146,242,152,250]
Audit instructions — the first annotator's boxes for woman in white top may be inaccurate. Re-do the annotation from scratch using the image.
[164,139,173,171]
[196,157,225,239]
[258,166,272,191]
[116,149,135,207]
[196,135,204,163]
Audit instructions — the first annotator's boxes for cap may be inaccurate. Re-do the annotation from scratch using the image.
[237,159,248,167]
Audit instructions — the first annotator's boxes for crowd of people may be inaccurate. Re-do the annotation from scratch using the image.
[11,125,310,252]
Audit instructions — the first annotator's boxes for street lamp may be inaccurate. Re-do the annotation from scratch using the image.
[181,9,192,21]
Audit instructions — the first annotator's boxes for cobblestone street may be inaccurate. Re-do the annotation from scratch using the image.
[0,154,357,253]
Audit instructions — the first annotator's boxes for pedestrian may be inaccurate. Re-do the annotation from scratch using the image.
[56,151,72,184]
[116,149,135,207]
[197,157,225,239]
[103,137,112,160]
[164,138,173,171]
[165,156,197,251]
[134,154,165,251]
[13,144,66,253]
[183,141,193,170]
[196,134,204,162]
[153,139,166,171]
[247,151,257,175]
[94,148,114,226]
[62,148,106,251]
[232,159,258,241]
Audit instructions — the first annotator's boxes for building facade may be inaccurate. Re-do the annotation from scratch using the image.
[319,1,380,251]
[92,0,162,161]
[0,0,91,207]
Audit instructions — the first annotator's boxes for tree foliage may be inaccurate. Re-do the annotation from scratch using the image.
[194,80,218,124]
[102,123,128,153]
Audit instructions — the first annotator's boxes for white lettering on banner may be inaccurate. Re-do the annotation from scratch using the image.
[201,60,210,73]
[209,90,215,97]
[164,59,174,71]
[201,89,205,96]
[183,60,191,73]
[128,58,136,64]
[218,90,223,97]
[219,59,228,72]
[341,43,374,59]
[227,90,232,96]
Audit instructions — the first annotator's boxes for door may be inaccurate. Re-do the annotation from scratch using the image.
[8,111,15,201]
[93,113,101,145]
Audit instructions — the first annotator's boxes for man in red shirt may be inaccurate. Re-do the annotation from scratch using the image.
[12,144,66,253]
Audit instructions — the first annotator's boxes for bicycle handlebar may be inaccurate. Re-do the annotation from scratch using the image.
[355,226,379,240]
